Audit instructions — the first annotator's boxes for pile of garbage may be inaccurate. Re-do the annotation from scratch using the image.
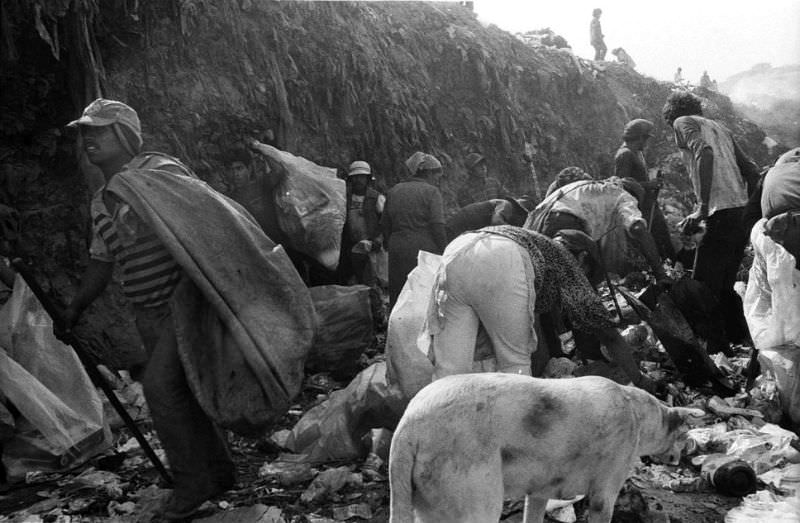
[3,254,799,522]
[633,389,800,522]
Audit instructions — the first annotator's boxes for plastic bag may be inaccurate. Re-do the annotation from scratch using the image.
[0,275,109,481]
[273,362,407,463]
[758,345,800,428]
[251,142,345,271]
[385,251,440,400]
[743,220,800,351]
[307,285,373,380]
[725,490,800,522]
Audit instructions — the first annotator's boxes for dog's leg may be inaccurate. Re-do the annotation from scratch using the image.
[586,494,616,523]
[522,495,547,523]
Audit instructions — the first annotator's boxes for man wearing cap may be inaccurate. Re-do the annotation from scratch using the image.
[590,8,606,61]
[340,160,385,287]
[663,91,760,349]
[614,119,655,186]
[61,99,314,519]
[428,225,657,392]
[615,118,675,260]
[456,153,509,208]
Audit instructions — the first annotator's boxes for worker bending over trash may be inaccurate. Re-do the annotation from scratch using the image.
[427,225,658,393]
[529,175,669,282]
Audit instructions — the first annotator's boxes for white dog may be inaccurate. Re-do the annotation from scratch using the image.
[389,373,703,523]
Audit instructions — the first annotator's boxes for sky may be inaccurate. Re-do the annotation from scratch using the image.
[473,0,800,84]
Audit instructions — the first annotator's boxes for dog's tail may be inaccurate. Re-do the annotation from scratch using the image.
[388,431,415,523]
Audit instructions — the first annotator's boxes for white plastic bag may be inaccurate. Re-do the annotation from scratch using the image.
[725,490,800,522]
[744,221,800,427]
[0,275,109,481]
[385,251,440,400]
[251,142,345,271]
[743,220,800,351]
[758,345,800,427]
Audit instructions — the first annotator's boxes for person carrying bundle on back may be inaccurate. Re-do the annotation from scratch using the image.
[60,99,314,520]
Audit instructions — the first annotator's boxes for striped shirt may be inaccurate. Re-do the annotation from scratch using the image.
[89,153,189,308]
[90,193,181,307]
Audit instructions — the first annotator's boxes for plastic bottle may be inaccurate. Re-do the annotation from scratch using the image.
[666,476,705,492]
[701,455,757,497]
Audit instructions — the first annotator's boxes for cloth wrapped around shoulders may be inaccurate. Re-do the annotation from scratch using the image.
[106,161,316,434]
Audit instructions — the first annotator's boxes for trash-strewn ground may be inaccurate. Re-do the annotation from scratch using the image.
[2,290,799,523]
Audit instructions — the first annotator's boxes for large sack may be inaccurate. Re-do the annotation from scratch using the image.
[0,275,109,481]
[274,362,406,463]
[108,169,316,435]
[385,251,440,400]
[251,142,345,271]
[744,219,800,351]
[307,285,373,380]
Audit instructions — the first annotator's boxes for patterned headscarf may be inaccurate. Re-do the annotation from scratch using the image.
[406,151,442,177]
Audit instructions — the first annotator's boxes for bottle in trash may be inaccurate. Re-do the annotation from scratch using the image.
[701,455,757,497]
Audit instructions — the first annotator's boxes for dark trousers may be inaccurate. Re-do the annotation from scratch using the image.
[593,42,607,61]
[135,303,234,499]
[693,207,749,345]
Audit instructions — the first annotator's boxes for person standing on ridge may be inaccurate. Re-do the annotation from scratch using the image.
[590,8,607,61]
[674,67,684,85]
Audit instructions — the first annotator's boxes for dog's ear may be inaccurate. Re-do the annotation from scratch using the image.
[665,407,706,433]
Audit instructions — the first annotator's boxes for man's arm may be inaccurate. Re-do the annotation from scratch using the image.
[558,275,656,392]
[628,221,668,280]
[380,197,392,250]
[741,173,764,235]
[674,117,713,228]
[63,259,113,327]
[491,200,512,225]
[696,147,714,217]
[732,139,760,195]
[429,190,447,253]
[597,327,656,392]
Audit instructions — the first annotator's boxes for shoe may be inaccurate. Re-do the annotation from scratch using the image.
[160,472,235,521]
[161,493,208,521]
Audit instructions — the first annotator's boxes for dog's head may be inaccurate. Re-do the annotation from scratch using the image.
[649,406,705,465]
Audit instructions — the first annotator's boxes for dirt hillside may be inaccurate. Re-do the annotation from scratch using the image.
[0,0,779,367]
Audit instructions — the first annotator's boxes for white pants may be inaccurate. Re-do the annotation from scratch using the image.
[431,233,536,379]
